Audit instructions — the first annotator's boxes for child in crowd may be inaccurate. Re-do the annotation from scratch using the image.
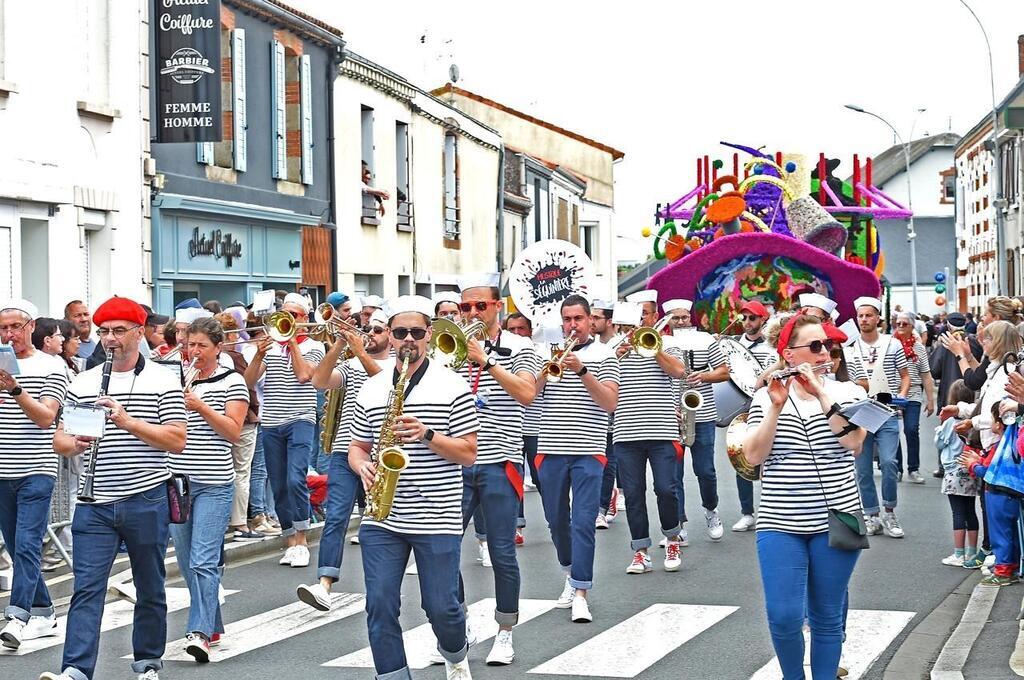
[936,380,982,568]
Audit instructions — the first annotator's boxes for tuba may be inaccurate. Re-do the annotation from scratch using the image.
[429,318,486,371]
[364,352,412,521]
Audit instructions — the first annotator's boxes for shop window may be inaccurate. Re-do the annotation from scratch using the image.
[271,39,311,184]
[581,222,598,261]
[198,26,246,172]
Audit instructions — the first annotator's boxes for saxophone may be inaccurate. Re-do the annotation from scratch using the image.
[319,386,345,454]
[364,352,411,521]
[679,349,703,447]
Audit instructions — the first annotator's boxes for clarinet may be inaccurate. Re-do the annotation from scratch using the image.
[77,349,114,503]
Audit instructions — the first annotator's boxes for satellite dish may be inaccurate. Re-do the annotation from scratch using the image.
[449,64,460,84]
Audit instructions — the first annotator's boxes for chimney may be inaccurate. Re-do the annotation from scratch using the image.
[1019,35,1024,77]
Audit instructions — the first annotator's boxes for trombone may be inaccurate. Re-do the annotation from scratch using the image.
[220,310,319,346]
[429,318,486,371]
[542,331,579,382]
[610,315,672,359]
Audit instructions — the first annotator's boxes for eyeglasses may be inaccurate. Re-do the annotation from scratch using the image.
[788,339,836,354]
[458,301,500,313]
[742,314,762,321]
[0,322,28,333]
[370,326,387,335]
[391,327,427,341]
[895,321,913,327]
[96,325,141,339]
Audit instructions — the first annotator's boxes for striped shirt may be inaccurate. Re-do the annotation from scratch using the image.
[735,335,779,370]
[845,334,907,396]
[748,378,867,533]
[614,344,685,444]
[330,356,394,456]
[672,329,727,423]
[457,330,541,465]
[0,351,69,479]
[170,368,249,485]
[259,338,324,427]
[537,340,620,456]
[352,359,479,535]
[67,360,186,504]
[902,342,930,402]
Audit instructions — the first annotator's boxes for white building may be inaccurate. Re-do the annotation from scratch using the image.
[0,0,153,315]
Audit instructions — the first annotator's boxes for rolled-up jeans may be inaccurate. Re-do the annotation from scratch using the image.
[0,474,55,623]
[855,415,900,515]
[537,454,603,590]
[317,451,360,582]
[615,440,682,551]
[263,419,313,536]
[677,420,718,520]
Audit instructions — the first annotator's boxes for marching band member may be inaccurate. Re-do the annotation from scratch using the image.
[325,291,354,321]
[43,297,186,680]
[610,296,688,574]
[453,274,540,665]
[846,296,910,538]
[297,311,391,611]
[798,293,837,323]
[743,314,867,680]
[664,298,730,541]
[169,317,249,662]
[349,295,479,680]
[589,299,617,345]
[728,300,778,532]
[0,300,69,650]
[244,293,325,568]
[535,295,619,623]
[597,297,632,528]
[359,294,385,328]
[434,291,463,322]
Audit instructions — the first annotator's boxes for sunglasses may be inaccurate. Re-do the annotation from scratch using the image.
[391,327,427,341]
[742,314,762,321]
[458,300,500,313]
[788,339,836,354]
[370,326,387,335]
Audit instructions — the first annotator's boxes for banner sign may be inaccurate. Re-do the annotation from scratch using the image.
[509,239,595,329]
[154,0,222,143]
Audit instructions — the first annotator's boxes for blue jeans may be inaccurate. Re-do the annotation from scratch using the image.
[615,440,682,550]
[0,474,55,622]
[472,506,487,541]
[895,401,922,473]
[518,435,540,527]
[458,463,521,625]
[757,531,860,680]
[317,452,360,582]
[248,425,267,517]
[600,431,618,513]
[855,415,900,514]
[537,455,603,590]
[737,475,755,516]
[312,390,331,474]
[263,419,313,535]
[168,482,233,639]
[62,484,170,680]
[678,420,718,520]
[359,525,467,679]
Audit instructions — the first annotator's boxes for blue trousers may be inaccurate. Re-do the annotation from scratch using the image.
[62,484,170,680]
[317,452,360,582]
[986,491,1021,570]
[855,415,900,514]
[458,463,521,625]
[517,435,540,527]
[600,431,618,513]
[168,482,233,639]
[359,525,467,679]
[0,474,55,622]
[736,474,755,516]
[248,425,268,517]
[757,531,860,680]
[677,420,718,521]
[537,455,603,590]
[615,440,682,550]
[895,401,922,473]
[263,419,313,535]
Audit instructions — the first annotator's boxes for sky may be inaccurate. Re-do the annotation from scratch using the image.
[289,0,1024,262]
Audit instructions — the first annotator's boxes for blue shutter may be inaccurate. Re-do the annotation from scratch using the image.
[270,40,286,179]
[232,29,247,172]
[300,54,313,185]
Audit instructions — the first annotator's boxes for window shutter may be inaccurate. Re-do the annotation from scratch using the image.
[232,29,247,172]
[300,54,313,185]
[196,142,213,165]
[270,40,286,179]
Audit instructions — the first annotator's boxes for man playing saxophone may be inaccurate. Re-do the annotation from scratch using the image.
[348,295,479,680]
[295,310,392,612]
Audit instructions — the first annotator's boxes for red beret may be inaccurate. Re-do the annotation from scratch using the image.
[93,296,147,327]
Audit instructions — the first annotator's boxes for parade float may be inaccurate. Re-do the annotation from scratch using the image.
[645,142,911,333]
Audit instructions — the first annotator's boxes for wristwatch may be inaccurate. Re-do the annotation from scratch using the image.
[422,428,435,443]
[576,365,589,377]
[484,357,498,371]
[9,386,22,396]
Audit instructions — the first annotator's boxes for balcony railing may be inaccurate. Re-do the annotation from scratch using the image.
[397,200,414,232]
[362,193,381,226]
[444,205,460,240]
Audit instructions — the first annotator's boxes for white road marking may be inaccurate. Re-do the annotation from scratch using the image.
[931,584,998,680]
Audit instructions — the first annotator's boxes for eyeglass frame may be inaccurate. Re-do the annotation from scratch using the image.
[96,324,142,339]
[788,339,836,354]
[391,327,428,341]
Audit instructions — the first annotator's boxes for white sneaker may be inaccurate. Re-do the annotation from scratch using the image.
[296,583,332,611]
[658,536,668,548]
[571,593,592,623]
[984,553,996,567]
[445,658,473,679]
[279,546,296,566]
[486,629,514,666]
[38,673,74,680]
[942,553,965,567]
[731,514,755,532]
[908,471,926,484]
[349,534,360,545]
[705,509,724,541]
[678,525,689,547]
[290,545,310,567]
[23,614,58,640]
[555,576,574,608]
[138,670,160,680]
[1,617,26,649]
[595,514,609,530]
[880,511,904,538]
[664,541,682,572]
[615,489,626,512]
[864,516,882,536]
[626,550,652,574]
[478,542,492,568]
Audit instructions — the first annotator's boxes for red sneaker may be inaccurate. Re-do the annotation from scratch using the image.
[209,633,221,646]
[515,528,524,546]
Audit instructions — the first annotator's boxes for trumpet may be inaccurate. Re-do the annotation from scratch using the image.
[770,363,832,381]
[429,318,486,371]
[542,331,579,382]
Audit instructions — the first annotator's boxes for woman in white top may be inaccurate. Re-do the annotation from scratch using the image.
[744,314,867,680]
[169,317,249,663]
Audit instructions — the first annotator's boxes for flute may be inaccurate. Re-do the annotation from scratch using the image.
[771,364,832,381]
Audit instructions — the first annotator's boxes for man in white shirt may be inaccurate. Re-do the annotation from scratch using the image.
[589,300,616,345]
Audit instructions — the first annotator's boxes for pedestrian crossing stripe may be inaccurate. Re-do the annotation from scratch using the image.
[528,603,739,677]
[0,587,239,657]
[749,609,915,680]
[154,592,365,663]
[323,597,557,669]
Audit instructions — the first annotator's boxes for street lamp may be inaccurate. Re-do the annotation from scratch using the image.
[845,104,927,312]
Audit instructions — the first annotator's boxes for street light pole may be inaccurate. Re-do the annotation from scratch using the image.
[845,104,925,312]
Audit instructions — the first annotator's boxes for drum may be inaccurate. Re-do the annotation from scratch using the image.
[713,338,763,427]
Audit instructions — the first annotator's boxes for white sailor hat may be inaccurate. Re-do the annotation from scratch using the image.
[282,292,311,312]
[591,299,615,312]
[853,296,882,312]
[662,298,693,313]
[369,309,389,326]
[612,301,643,327]
[625,290,659,304]
[433,291,462,308]
[457,273,501,292]
[0,298,38,320]
[175,307,213,324]
[385,295,435,321]
[361,294,385,309]
[798,293,837,316]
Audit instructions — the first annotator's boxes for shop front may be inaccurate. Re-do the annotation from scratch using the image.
[151,194,318,314]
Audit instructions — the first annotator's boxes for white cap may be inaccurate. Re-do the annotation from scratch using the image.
[0,298,38,320]
[612,301,643,327]
[385,295,435,321]
[591,299,615,312]
[457,272,501,292]
[854,296,882,312]
[625,290,658,304]
[283,292,311,312]
[175,308,213,324]
[830,308,839,321]
[361,294,384,309]
[349,295,362,310]
[433,291,461,307]
[662,298,692,313]
[369,309,388,326]
[798,293,837,316]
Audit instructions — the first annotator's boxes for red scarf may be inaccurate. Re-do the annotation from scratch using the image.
[895,332,917,362]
